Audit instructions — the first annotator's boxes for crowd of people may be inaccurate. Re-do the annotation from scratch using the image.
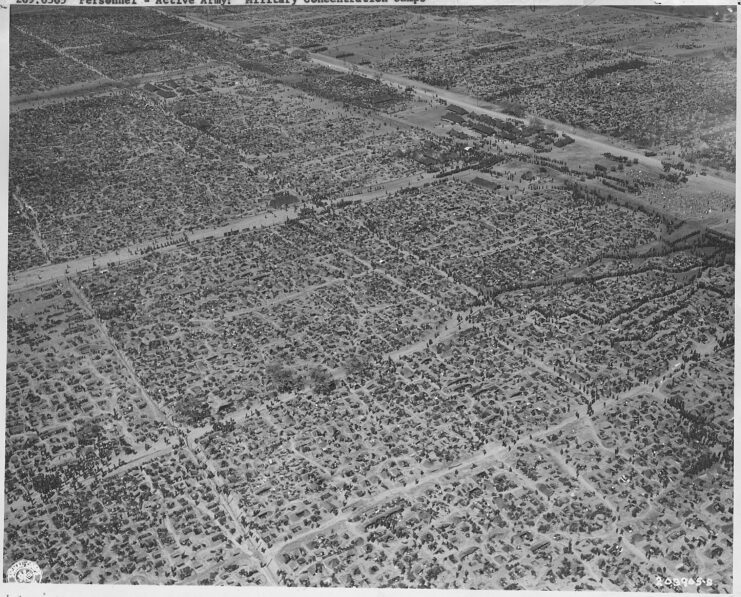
[6,5,734,591]
[211,6,409,50]
[367,8,735,174]
[10,91,268,262]
[9,26,99,96]
[5,282,270,584]
[56,170,732,588]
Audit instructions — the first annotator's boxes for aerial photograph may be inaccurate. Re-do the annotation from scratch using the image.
[3,3,735,592]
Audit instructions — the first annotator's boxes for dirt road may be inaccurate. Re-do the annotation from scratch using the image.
[8,171,438,294]
[309,53,736,198]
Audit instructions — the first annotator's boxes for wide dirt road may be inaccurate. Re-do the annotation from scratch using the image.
[310,53,736,199]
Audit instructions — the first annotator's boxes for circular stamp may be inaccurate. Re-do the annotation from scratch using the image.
[7,559,43,583]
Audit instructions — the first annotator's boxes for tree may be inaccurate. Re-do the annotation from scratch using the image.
[529,116,545,131]
[309,367,335,395]
[265,362,303,393]
[499,101,526,118]
[345,354,372,378]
